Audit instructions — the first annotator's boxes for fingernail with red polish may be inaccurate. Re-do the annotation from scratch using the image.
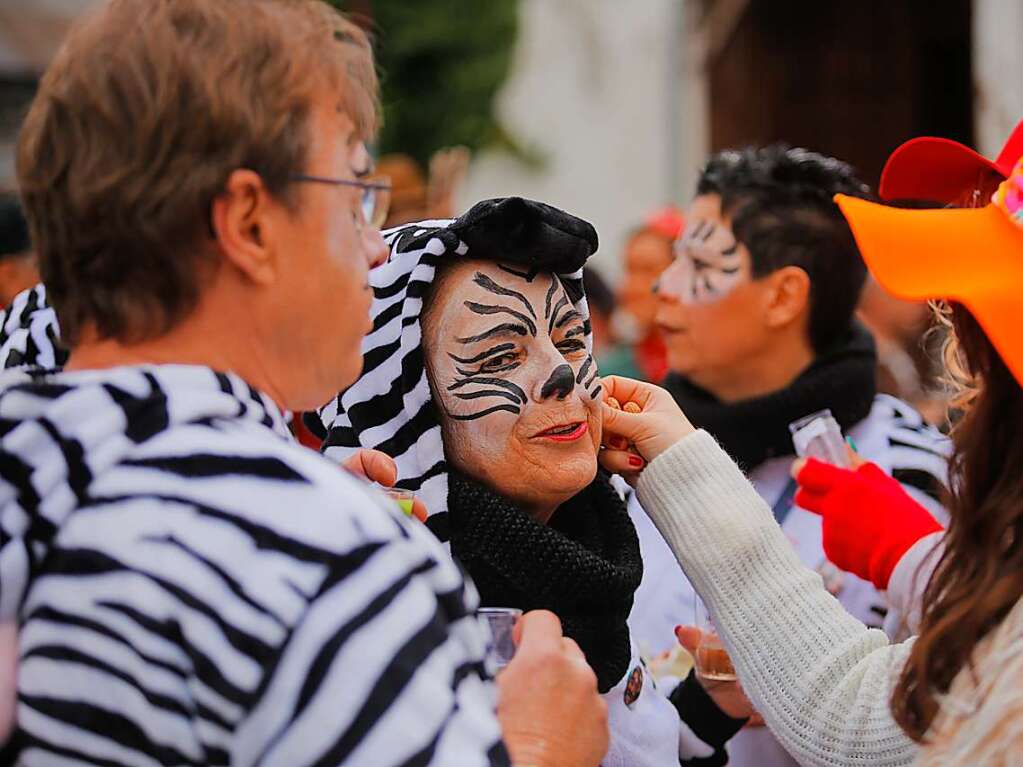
[628,455,644,468]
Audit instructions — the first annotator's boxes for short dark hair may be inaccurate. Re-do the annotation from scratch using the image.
[695,145,871,353]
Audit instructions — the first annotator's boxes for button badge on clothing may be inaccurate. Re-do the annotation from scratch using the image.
[623,665,643,708]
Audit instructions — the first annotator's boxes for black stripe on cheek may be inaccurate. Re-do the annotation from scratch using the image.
[584,368,598,388]
[452,389,522,404]
[447,377,526,403]
[455,362,518,377]
[548,295,569,334]
[446,404,521,420]
[447,343,515,365]
[589,384,602,400]
[576,356,593,385]
[544,276,558,321]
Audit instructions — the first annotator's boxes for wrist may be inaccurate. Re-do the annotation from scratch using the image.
[504,736,556,767]
[641,414,695,461]
[670,670,748,748]
[869,515,943,590]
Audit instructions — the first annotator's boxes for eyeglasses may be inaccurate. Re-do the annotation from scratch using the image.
[289,174,392,229]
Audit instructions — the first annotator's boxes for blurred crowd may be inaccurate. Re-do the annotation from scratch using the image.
[2,2,1023,767]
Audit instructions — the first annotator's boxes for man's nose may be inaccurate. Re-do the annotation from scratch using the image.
[655,260,689,304]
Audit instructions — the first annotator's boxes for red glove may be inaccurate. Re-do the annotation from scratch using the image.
[795,459,943,590]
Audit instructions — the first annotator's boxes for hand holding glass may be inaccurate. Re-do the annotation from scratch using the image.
[479,607,522,671]
[693,594,737,681]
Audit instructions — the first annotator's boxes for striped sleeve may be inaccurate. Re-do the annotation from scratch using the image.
[0,284,66,371]
[237,535,506,766]
[13,422,507,766]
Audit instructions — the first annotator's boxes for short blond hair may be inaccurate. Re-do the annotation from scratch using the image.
[17,0,378,345]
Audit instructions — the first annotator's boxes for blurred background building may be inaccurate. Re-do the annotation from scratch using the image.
[0,0,1020,279]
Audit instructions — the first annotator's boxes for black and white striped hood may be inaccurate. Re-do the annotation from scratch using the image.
[0,364,289,622]
[0,284,66,371]
[313,197,598,537]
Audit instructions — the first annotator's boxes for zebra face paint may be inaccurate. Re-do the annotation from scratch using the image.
[658,216,749,305]
[423,259,602,522]
[654,193,782,391]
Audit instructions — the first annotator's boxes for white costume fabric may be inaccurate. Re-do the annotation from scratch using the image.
[628,394,950,767]
[0,363,505,765]
[636,428,1023,766]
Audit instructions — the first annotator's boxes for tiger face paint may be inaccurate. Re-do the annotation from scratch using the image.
[423,259,602,521]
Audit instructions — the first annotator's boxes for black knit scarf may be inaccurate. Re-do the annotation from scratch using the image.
[663,324,878,471]
[447,468,642,693]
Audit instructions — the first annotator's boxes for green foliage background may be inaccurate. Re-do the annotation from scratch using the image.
[330,0,520,168]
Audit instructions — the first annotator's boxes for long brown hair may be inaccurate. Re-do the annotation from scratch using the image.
[892,302,1023,740]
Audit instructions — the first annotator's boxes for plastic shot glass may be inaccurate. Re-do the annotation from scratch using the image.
[478,607,522,670]
[789,409,850,593]
[693,594,737,682]
[788,409,853,468]
[384,489,416,516]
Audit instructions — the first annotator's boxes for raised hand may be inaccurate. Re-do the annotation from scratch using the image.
[496,610,609,767]
[598,375,695,482]
[340,448,429,521]
[794,458,943,589]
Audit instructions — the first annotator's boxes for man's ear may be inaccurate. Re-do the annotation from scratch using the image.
[210,169,280,286]
[764,265,811,329]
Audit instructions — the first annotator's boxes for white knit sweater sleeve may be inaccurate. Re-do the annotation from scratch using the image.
[635,430,918,767]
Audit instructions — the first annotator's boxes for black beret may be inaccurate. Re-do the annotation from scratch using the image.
[448,196,598,275]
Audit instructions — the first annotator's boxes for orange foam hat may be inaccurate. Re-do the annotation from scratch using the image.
[836,158,1023,387]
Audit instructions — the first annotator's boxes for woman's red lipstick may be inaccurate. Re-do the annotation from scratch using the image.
[535,421,588,442]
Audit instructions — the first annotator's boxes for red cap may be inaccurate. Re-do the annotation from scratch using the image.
[879,119,1023,203]
[644,206,685,240]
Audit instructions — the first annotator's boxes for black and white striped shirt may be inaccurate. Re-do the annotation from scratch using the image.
[0,364,506,766]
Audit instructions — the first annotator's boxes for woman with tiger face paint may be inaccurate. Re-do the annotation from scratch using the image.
[314,197,750,767]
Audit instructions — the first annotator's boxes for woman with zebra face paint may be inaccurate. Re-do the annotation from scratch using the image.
[422,259,603,523]
[315,197,749,767]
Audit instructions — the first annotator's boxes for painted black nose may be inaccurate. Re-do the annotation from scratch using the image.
[540,363,575,400]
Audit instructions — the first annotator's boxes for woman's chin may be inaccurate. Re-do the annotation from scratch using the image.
[534,454,599,497]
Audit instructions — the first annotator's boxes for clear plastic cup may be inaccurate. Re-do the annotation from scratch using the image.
[478,607,522,670]
[693,594,737,682]
[789,409,850,592]
[384,489,415,516]
[788,409,853,468]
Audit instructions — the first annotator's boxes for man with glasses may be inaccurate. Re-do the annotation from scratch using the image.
[2,1,608,765]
